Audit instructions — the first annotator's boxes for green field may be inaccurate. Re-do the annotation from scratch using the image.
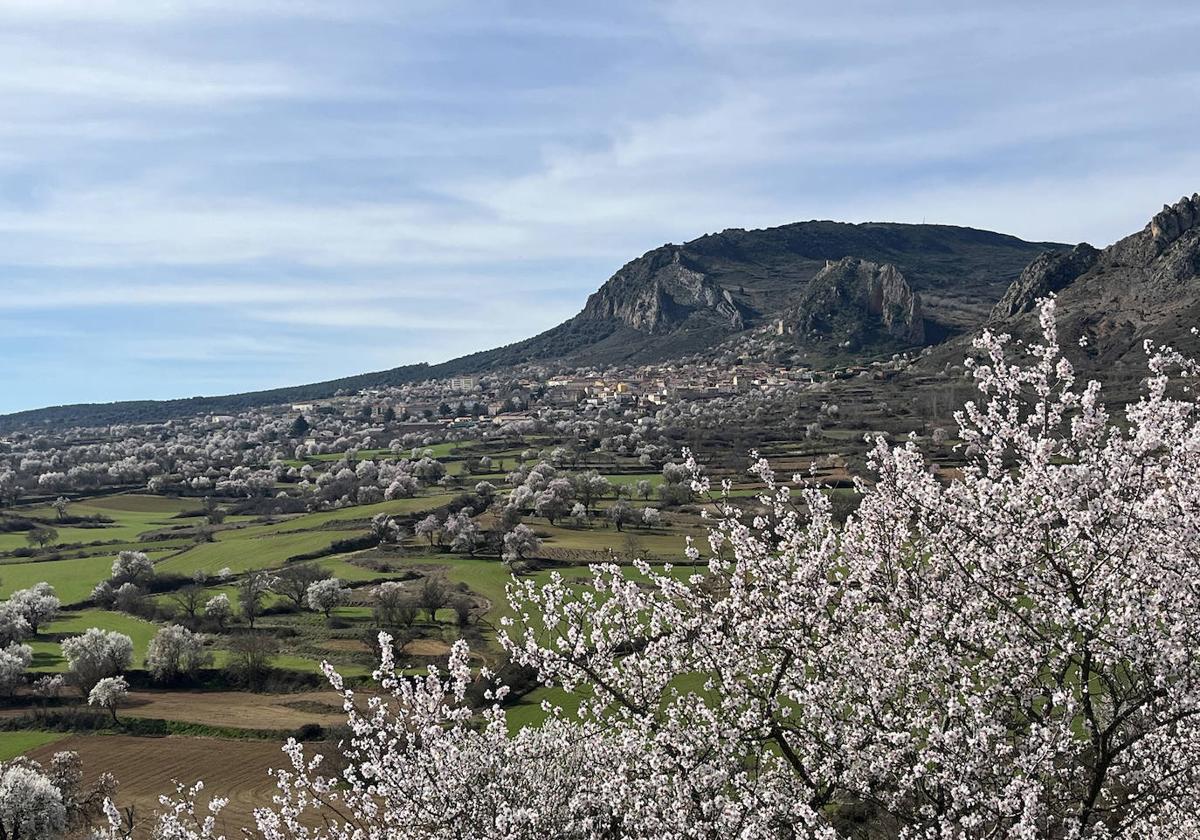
[0,731,68,761]
[30,609,160,673]
[155,529,364,576]
[0,554,121,603]
[1,496,199,551]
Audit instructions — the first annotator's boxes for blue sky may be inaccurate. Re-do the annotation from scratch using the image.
[1,1,1198,414]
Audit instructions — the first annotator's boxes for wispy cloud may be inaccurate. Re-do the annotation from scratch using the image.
[1,0,1198,413]
[0,39,303,105]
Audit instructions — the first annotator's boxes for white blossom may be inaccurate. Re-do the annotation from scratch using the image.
[60,629,133,694]
[305,579,350,618]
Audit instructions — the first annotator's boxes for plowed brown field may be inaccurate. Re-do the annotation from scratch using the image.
[28,735,293,836]
[1,689,350,730]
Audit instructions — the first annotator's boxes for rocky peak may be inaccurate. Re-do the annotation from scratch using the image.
[859,261,925,343]
[969,189,1200,380]
[578,246,747,333]
[1149,193,1200,252]
[990,243,1100,321]
[991,191,1200,325]
[787,257,925,346]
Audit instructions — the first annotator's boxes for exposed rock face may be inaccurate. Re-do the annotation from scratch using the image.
[789,257,925,346]
[453,220,1051,369]
[963,188,1200,381]
[1149,193,1200,252]
[990,243,1100,320]
[862,262,925,343]
[578,246,747,333]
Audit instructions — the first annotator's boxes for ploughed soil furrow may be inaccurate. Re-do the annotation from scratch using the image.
[29,734,296,836]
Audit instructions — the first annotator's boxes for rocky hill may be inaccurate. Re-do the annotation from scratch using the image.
[443,221,1059,371]
[0,218,1068,429]
[933,192,1200,390]
[782,257,925,349]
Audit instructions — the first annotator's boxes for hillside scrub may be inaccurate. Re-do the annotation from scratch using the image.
[105,299,1200,838]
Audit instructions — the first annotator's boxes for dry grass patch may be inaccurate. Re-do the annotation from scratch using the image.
[118,689,348,729]
[403,638,452,656]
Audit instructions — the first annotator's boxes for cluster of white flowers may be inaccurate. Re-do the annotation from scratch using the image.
[0,583,60,646]
[0,751,117,840]
[146,625,211,682]
[304,579,351,618]
[0,763,66,840]
[60,628,133,695]
[134,300,1200,838]
[87,676,129,721]
[0,643,33,696]
[501,523,540,563]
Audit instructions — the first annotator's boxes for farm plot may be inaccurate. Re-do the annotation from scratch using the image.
[30,609,159,672]
[117,689,348,730]
[2,495,200,549]
[27,735,294,836]
[155,528,364,576]
[0,554,117,603]
[0,730,67,761]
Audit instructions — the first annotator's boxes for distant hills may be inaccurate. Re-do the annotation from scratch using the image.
[6,193,1200,431]
[440,221,1058,370]
[0,363,431,430]
[919,192,1200,393]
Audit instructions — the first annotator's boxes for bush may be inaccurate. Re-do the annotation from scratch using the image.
[292,723,325,741]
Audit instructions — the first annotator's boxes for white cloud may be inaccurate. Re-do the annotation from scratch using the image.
[114,333,311,362]
[1,0,1199,413]
[0,36,312,106]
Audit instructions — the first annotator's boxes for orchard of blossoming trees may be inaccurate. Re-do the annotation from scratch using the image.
[0,371,697,517]
[80,300,1194,839]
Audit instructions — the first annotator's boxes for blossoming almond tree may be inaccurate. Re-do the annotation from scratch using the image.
[137,300,1200,839]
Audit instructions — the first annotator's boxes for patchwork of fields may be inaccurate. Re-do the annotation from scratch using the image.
[0,434,824,829]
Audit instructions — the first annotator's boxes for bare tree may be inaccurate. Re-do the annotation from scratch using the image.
[169,585,205,627]
[227,633,278,690]
[272,564,326,609]
[238,571,277,629]
[418,577,449,622]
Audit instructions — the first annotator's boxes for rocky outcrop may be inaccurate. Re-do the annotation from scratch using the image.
[1149,193,1200,252]
[969,188,1200,377]
[990,243,1100,320]
[862,261,925,342]
[578,246,747,333]
[432,221,1052,371]
[787,258,925,346]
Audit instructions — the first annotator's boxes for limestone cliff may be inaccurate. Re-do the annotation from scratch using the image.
[784,258,925,347]
[990,243,1100,321]
[577,246,747,333]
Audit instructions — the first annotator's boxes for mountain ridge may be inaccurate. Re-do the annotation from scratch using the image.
[0,218,1067,430]
[927,192,1200,384]
[433,220,1060,372]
